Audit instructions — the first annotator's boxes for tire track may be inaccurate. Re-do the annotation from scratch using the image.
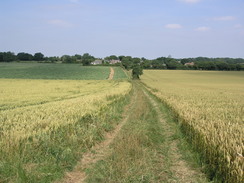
[58,85,138,183]
[140,82,208,183]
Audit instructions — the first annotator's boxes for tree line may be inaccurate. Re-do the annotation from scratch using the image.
[0,52,95,66]
[1,52,244,71]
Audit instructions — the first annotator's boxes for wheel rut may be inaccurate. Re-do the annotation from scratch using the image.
[58,82,208,183]
[58,85,138,183]
[140,82,208,183]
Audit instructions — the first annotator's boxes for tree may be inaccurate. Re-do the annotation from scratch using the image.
[121,56,133,70]
[118,55,125,61]
[81,53,95,66]
[105,55,118,61]
[34,52,44,61]
[47,56,59,63]
[132,64,143,79]
[61,55,76,63]
[74,54,82,60]
[17,52,33,61]
[0,53,3,62]
[141,59,151,69]
[0,52,16,62]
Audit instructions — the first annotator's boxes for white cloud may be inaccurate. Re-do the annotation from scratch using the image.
[165,24,182,29]
[48,19,73,28]
[213,16,236,21]
[179,0,201,3]
[195,26,211,32]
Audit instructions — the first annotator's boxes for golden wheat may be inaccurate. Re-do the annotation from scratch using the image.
[0,79,131,155]
[141,70,244,183]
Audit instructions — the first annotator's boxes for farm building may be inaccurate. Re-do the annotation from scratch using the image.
[184,62,195,66]
[91,60,103,65]
[109,60,121,64]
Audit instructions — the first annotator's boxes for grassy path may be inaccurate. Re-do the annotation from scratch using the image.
[58,81,209,183]
[59,83,138,183]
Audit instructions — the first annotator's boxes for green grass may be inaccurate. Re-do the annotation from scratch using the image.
[86,85,167,183]
[0,63,125,80]
[113,67,128,79]
[85,82,209,183]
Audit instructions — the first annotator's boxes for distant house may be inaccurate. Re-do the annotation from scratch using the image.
[184,62,195,66]
[91,60,103,65]
[109,59,121,64]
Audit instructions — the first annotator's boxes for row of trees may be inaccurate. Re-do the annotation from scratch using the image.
[0,52,45,62]
[1,52,244,71]
[143,57,244,71]
[0,52,95,66]
[60,53,95,65]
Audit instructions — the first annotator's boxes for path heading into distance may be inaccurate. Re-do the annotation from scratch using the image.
[59,81,209,183]
[108,67,114,80]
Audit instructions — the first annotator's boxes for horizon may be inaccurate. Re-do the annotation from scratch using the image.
[1,0,244,59]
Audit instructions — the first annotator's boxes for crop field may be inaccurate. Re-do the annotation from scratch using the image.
[0,62,127,80]
[0,64,131,182]
[141,70,244,183]
[0,79,131,182]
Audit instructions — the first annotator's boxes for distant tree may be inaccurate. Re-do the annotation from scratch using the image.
[118,55,125,61]
[74,54,82,60]
[132,57,141,64]
[141,57,146,62]
[236,64,242,71]
[47,56,59,62]
[141,59,151,69]
[215,61,229,70]
[132,64,143,79]
[181,58,191,65]
[61,55,76,63]
[81,53,95,66]
[0,53,3,62]
[17,52,33,61]
[0,52,16,62]
[34,52,44,61]
[105,55,118,61]
[121,56,133,70]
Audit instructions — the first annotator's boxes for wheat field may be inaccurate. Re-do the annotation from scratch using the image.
[0,79,131,182]
[141,70,244,183]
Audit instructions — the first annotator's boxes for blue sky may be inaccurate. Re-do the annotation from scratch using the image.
[0,0,244,59]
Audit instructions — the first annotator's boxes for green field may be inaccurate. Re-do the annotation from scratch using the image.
[0,62,127,80]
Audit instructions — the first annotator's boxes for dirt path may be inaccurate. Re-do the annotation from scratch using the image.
[108,67,114,80]
[140,83,207,183]
[58,82,207,183]
[59,85,138,183]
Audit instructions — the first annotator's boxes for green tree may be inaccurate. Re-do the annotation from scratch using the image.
[81,53,95,66]
[132,64,143,79]
[121,56,133,70]
[105,55,118,61]
[34,52,44,61]
[0,52,16,62]
[74,54,82,60]
[17,52,33,61]
[61,55,76,63]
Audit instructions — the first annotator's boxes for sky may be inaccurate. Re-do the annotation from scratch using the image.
[0,0,244,59]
